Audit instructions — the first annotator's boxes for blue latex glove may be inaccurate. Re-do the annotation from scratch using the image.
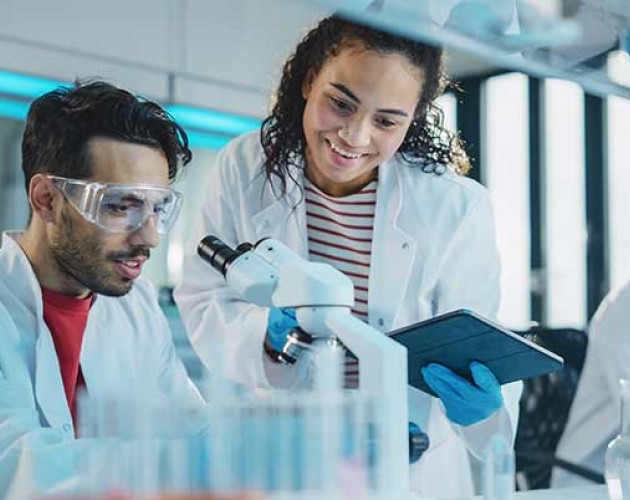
[422,362,503,426]
[266,307,299,352]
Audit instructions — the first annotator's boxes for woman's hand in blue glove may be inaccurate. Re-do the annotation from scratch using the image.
[421,362,503,426]
[266,307,299,352]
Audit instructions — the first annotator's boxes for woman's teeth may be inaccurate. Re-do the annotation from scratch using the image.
[329,140,365,159]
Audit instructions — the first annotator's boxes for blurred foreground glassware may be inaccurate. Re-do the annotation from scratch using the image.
[482,434,515,500]
[72,344,381,500]
[605,379,630,500]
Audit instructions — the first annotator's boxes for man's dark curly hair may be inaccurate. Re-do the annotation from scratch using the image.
[261,15,469,196]
[22,80,192,193]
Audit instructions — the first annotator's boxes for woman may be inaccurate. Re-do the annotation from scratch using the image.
[175,15,521,498]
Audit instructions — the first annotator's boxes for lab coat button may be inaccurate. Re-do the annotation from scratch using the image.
[62,423,72,433]
[378,318,384,327]
[262,220,270,229]
[402,242,409,250]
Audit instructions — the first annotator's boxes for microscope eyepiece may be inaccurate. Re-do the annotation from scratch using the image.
[198,235,252,277]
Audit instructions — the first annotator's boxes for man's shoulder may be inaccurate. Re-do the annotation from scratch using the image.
[0,231,27,269]
[590,282,630,337]
[0,233,40,314]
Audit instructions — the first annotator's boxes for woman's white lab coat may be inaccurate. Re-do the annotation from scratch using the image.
[0,232,202,499]
[175,132,522,499]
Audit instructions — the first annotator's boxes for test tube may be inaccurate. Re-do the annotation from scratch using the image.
[482,433,515,500]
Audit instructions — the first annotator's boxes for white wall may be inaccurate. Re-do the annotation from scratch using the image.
[0,0,326,117]
[0,119,27,233]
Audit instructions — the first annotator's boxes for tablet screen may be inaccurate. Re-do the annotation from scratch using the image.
[388,309,564,396]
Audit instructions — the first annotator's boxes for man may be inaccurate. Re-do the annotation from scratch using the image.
[0,81,202,497]
[552,282,630,488]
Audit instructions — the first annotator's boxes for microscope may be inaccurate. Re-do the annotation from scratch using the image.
[198,235,429,495]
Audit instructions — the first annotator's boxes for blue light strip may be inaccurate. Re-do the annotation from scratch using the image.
[0,70,261,150]
[186,131,233,150]
[166,104,261,136]
[0,97,30,120]
[0,70,67,99]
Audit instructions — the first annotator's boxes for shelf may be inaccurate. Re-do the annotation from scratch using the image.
[307,0,630,99]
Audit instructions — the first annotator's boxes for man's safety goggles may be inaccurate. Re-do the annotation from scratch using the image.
[48,175,183,235]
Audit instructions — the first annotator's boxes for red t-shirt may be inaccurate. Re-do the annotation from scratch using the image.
[41,286,93,428]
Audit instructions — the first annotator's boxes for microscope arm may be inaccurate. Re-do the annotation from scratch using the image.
[296,306,409,493]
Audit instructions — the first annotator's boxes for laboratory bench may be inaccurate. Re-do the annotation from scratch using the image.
[449,485,609,500]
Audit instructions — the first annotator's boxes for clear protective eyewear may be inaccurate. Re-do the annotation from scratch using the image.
[47,175,183,235]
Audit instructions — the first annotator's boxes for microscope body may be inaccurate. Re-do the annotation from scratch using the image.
[199,236,410,496]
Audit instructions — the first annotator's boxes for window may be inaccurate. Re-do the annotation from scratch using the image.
[437,92,457,134]
[607,95,630,292]
[543,79,587,328]
[482,73,531,329]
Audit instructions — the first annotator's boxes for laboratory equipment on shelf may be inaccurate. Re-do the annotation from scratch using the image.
[197,235,411,497]
[309,0,630,101]
[605,379,630,500]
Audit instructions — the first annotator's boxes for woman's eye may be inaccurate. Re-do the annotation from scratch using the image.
[329,97,353,113]
[376,117,397,128]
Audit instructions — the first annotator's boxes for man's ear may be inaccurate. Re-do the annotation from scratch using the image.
[29,174,56,223]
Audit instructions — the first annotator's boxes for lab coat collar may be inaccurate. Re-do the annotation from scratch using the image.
[1,231,75,435]
[251,164,309,258]
[1,232,46,321]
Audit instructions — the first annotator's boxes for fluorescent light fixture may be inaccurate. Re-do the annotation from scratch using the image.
[167,104,261,136]
[0,69,261,150]
[0,97,30,120]
[186,131,233,150]
[0,70,67,99]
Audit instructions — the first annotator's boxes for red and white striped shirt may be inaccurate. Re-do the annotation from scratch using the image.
[305,178,377,387]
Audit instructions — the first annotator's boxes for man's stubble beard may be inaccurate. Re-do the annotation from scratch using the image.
[49,209,133,297]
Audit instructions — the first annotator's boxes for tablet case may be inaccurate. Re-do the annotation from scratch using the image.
[388,309,564,396]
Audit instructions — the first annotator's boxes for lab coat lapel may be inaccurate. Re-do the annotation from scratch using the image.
[369,168,447,447]
[369,164,417,332]
[35,321,73,434]
[2,233,73,434]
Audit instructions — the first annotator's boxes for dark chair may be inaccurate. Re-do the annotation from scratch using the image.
[513,327,605,490]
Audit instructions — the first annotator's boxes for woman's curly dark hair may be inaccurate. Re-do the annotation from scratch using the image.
[260,15,469,196]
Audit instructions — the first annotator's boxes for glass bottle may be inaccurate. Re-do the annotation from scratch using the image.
[482,434,514,500]
[605,379,630,500]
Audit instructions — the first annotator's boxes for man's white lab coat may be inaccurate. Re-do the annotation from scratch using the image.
[552,283,630,487]
[0,231,202,499]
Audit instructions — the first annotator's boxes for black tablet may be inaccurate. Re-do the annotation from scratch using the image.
[388,309,564,396]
